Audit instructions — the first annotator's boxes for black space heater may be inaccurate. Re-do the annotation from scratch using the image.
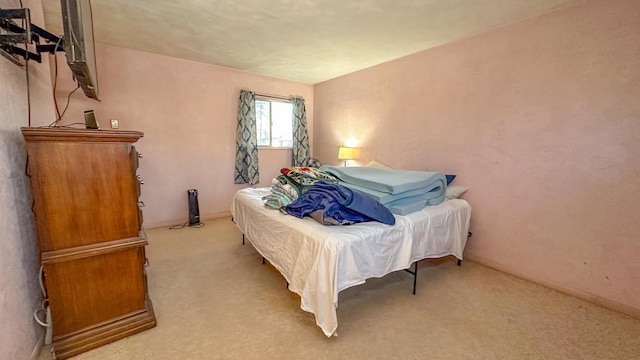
[187,189,201,226]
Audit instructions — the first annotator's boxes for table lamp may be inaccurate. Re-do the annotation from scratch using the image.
[338,146,357,166]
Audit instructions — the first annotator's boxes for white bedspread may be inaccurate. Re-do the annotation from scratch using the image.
[231,187,471,337]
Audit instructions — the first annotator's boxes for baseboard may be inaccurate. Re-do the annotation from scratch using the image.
[30,338,43,360]
[144,211,231,230]
[464,252,640,320]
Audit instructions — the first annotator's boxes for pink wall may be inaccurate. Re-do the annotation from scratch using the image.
[313,0,640,316]
[0,2,56,358]
[50,45,313,227]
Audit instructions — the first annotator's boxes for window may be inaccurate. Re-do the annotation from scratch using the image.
[256,98,293,148]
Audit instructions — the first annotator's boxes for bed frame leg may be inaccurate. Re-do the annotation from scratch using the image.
[457,232,471,266]
[404,262,419,295]
[242,234,245,245]
[412,262,418,295]
[262,257,265,265]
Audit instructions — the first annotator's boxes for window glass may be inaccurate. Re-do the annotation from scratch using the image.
[256,100,270,146]
[256,99,293,148]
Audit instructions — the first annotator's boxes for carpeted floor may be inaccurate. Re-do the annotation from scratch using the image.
[38,217,640,359]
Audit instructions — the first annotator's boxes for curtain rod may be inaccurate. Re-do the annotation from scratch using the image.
[254,92,291,101]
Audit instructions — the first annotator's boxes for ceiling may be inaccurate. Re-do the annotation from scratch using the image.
[41,0,581,84]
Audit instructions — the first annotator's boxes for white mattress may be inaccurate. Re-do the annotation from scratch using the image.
[232,187,471,337]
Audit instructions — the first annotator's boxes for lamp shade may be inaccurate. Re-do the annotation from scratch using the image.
[338,147,355,160]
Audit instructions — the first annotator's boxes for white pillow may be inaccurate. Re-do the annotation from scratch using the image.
[446,185,469,199]
[365,160,394,169]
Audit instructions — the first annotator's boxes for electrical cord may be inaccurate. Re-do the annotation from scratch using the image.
[33,265,49,327]
[169,221,205,229]
[52,38,62,121]
[48,35,74,127]
[19,0,31,127]
[169,221,189,229]
[33,306,48,327]
[6,1,72,128]
[47,84,80,127]
[25,49,30,126]
[56,122,86,128]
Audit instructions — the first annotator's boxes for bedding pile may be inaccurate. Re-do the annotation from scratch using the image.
[262,167,395,226]
[262,167,338,209]
[320,165,447,215]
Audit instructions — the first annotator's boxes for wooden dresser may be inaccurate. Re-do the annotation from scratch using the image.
[22,127,156,359]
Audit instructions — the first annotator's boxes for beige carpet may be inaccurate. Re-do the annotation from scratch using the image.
[38,217,640,359]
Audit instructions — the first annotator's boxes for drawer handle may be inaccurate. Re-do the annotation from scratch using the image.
[138,153,143,159]
[138,201,145,208]
[137,175,144,184]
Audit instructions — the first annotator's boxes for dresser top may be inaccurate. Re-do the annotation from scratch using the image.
[21,127,144,143]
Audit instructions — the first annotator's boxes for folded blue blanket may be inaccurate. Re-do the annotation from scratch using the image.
[284,181,395,225]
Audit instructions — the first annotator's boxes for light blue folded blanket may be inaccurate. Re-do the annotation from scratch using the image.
[320,166,446,194]
[340,182,430,204]
[388,199,428,216]
[319,166,446,215]
[385,189,446,215]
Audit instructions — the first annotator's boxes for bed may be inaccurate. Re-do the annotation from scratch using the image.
[232,187,471,337]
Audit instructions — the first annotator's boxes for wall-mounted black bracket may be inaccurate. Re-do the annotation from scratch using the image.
[0,8,31,44]
[1,44,40,62]
[0,8,64,65]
